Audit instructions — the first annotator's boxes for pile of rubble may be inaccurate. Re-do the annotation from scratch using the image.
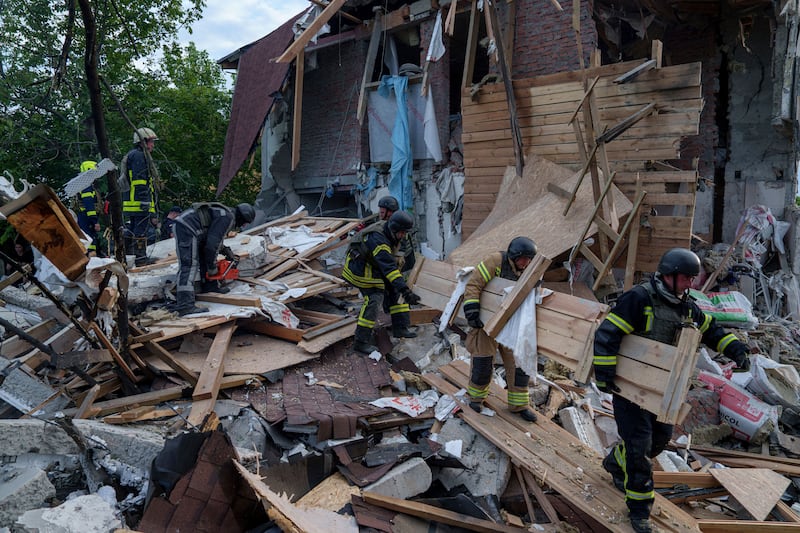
[1,200,800,532]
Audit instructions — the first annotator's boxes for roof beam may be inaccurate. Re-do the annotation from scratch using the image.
[275,0,346,63]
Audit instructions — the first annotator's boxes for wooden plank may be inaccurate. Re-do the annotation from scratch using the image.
[483,255,551,337]
[52,349,113,369]
[74,384,101,419]
[274,0,346,63]
[192,323,236,401]
[135,330,199,385]
[358,11,383,123]
[291,48,304,171]
[462,0,479,89]
[90,322,137,382]
[696,521,800,532]
[709,468,791,521]
[196,293,262,307]
[362,492,524,533]
[0,318,61,358]
[239,319,304,343]
[613,59,657,84]
[653,471,720,489]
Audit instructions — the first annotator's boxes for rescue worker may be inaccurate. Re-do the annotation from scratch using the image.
[595,247,751,533]
[463,236,539,423]
[172,202,255,316]
[123,127,159,264]
[342,210,421,354]
[376,195,415,273]
[76,161,101,256]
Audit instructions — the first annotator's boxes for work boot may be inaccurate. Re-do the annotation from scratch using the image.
[353,340,379,355]
[602,452,626,493]
[200,280,230,294]
[391,325,417,338]
[630,517,653,533]
[173,291,208,316]
[515,408,538,422]
[469,400,483,413]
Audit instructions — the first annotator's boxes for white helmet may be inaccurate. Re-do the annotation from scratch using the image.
[133,127,158,143]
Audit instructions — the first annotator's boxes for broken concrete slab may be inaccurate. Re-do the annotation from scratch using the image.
[0,466,55,528]
[0,420,80,456]
[431,419,511,498]
[72,419,166,474]
[0,360,70,416]
[558,406,605,455]
[15,494,120,533]
[362,457,432,500]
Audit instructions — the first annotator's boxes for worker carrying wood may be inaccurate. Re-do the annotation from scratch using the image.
[171,202,255,316]
[463,236,538,423]
[342,210,421,354]
[376,196,415,274]
[594,247,751,533]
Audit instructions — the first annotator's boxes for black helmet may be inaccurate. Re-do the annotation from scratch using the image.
[507,237,537,261]
[386,211,413,234]
[657,248,701,277]
[378,196,400,212]
[235,203,255,226]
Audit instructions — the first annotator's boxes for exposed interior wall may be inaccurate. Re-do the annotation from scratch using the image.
[720,10,794,242]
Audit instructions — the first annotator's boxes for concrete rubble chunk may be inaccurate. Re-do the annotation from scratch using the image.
[363,457,432,500]
[0,466,55,528]
[72,419,166,473]
[432,418,510,497]
[15,494,121,533]
[0,359,70,416]
[558,405,605,455]
[0,421,78,457]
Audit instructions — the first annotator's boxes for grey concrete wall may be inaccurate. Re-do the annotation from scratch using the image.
[721,13,795,242]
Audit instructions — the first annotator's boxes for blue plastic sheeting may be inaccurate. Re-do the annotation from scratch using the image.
[378,75,413,211]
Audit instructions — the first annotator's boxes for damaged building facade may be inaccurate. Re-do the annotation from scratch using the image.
[219,0,800,276]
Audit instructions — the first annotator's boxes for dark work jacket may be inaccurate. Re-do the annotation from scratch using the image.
[342,221,408,293]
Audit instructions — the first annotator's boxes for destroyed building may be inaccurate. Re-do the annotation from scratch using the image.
[3,0,800,532]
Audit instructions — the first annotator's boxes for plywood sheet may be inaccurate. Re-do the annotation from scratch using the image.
[145,332,316,374]
[710,468,791,521]
[447,167,632,269]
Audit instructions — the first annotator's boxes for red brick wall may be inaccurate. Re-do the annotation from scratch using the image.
[295,40,368,182]
[662,27,721,180]
[511,0,598,78]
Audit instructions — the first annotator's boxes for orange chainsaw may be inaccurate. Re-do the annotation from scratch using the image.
[206,258,239,281]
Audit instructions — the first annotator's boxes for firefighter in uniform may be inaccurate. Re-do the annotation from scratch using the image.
[342,210,421,354]
[376,196,416,274]
[463,236,538,423]
[172,202,255,316]
[76,161,101,256]
[594,248,750,533]
[123,127,159,264]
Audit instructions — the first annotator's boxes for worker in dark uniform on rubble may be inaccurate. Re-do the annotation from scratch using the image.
[463,236,539,423]
[172,202,255,316]
[342,210,421,354]
[76,160,101,256]
[123,127,160,264]
[376,195,416,274]
[594,247,751,533]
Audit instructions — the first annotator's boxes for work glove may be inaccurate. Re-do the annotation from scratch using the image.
[463,302,483,329]
[594,365,620,394]
[401,288,421,306]
[221,245,236,261]
[728,342,751,372]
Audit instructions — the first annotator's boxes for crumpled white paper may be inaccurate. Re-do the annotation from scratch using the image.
[370,389,439,417]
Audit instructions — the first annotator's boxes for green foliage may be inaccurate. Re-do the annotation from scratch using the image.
[0,0,254,214]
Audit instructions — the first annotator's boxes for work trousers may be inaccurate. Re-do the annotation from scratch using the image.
[466,328,530,412]
[174,220,204,306]
[354,285,410,343]
[605,394,673,520]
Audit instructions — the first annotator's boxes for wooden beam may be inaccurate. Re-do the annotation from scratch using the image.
[697,521,800,533]
[274,0,346,63]
[90,322,137,382]
[133,331,199,386]
[308,0,360,24]
[461,0,479,90]
[624,177,643,291]
[591,188,647,291]
[291,49,304,171]
[521,468,561,525]
[74,384,101,419]
[613,59,657,84]
[483,254,552,337]
[596,102,657,144]
[192,323,236,401]
[362,492,524,533]
[651,39,663,68]
[357,8,383,124]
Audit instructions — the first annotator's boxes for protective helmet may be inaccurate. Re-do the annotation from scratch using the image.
[657,248,701,277]
[386,211,413,234]
[80,160,97,172]
[378,196,399,212]
[507,237,537,261]
[234,203,255,226]
[133,127,158,143]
